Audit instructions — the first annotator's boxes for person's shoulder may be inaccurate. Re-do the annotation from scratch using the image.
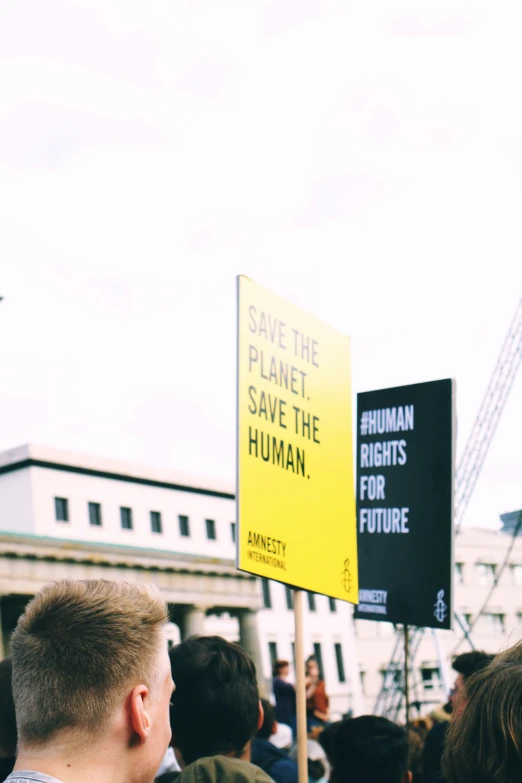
[252,738,284,755]
[251,738,273,753]
[3,774,65,783]
[266,756,298,783]
[251,739,289,767]
[156,771,181,783]
[177,756,275,783]
[427,721,449,742]
[423,720,449,763]
[270,756,297,772]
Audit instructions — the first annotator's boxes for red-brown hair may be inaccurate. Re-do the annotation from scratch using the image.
[273,659,290,677]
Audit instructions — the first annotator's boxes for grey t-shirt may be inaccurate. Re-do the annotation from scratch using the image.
[3,773,64,783]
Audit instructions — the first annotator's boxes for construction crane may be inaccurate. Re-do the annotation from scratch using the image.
[455,295,522,532]
[374,294,522,719]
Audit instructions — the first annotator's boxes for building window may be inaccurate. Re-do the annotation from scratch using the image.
[455,562,464,585]
[150,511,162,534]
[360,670,366,694]
[55,497,69,523]
[334,643,346,683]
[206,519,216,540]
[262,579,272,609]
[179,515,190,537]
[231,522,236,543]
[477,563,496,586]
[285,585,294,610]
[312,643,324,679]
[120,507,133,530]
[268,642,278,668]
[308,592,317,612]
[329,597,337,613]
[88,502,102,527]
[421,667,441,691]
[511,565,522,586]
[291,642,296,669]
[517,613,522,629]
[486,613,505,635]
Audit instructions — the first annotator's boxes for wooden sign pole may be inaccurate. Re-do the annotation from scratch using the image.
[294,590,308,783]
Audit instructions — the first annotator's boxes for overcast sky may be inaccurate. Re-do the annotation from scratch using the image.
[1,1,521,529]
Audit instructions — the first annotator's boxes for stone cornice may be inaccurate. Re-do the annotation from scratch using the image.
[0,531,252,580]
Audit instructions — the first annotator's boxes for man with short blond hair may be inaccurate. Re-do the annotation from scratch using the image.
[3,579,174,783]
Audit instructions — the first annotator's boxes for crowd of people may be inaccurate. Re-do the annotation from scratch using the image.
[0,578,520,783]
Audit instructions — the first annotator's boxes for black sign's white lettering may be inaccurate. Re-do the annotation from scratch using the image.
[354,379,455,630]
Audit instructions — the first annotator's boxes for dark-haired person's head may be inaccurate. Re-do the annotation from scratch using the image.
[0,658,17,779]
[306,656,320,680]
[169,636,261,767]
[443,643,522,783]
[318,721,339,766]
[451,650,494,713]
[273,659,290,679]
[452,650,493,680]
[331,716,411,783]
[257,699,276,740]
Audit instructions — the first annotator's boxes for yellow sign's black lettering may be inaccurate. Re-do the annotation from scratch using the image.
[247,530,287,557]
[292,329,320,367]
[248,385,287,428]
[248,427,305,478]
[248,305,287,350]
[248,346,307,398]
[292,406,321,443]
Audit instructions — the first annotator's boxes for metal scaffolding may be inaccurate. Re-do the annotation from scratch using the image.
[374,295,522,720]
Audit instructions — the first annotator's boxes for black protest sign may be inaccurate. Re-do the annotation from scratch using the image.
[354,379,455,630]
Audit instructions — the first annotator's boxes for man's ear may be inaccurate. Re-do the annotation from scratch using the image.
[402,771,413,783]
[257,701,264,731]
[130,684,151,743]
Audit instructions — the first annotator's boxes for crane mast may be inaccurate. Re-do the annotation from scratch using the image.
[455,296,522,531]
[374,294,522,718]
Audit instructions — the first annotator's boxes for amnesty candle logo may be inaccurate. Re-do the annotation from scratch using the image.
[434,590,447,623]
[341,559,352,593]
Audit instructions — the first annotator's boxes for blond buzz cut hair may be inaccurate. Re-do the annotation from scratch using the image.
[11,579,168,745]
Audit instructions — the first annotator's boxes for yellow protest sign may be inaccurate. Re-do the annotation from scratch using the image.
[236,276,358,603]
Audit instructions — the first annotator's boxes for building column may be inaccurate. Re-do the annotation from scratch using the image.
[181,605,207,640]
[238,609,268,697]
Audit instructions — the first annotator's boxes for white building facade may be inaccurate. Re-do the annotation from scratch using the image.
[0,444,520,718]
[0,444,361,714]
[356,525,522,714]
